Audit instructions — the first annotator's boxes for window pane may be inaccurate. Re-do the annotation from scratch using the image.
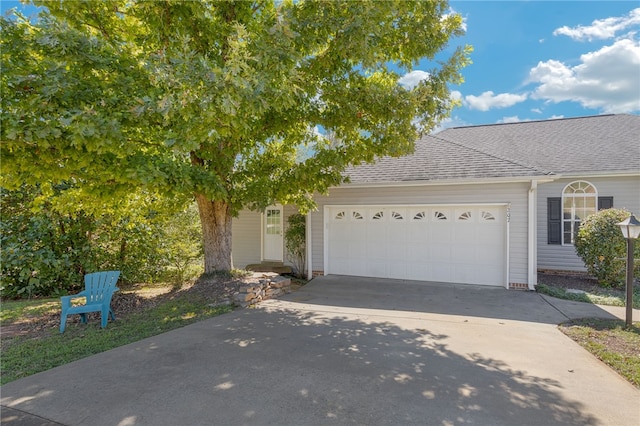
[564,198,573,209]
[266,209,281,235]
[563,222,573,244]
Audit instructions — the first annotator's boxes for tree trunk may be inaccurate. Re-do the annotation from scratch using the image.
[195,194,233,273]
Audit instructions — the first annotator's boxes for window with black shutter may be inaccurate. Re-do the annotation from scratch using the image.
[547,197,561,245]
[598,196,613,210]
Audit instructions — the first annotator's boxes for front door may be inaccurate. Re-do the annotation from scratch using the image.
[264,206,284,261]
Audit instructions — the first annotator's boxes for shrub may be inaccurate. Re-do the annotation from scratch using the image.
[1,186,203,298]
[285,213,306,278]
[574,208,640,288]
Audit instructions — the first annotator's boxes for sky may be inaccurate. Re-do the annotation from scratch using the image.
[4,1,640,132]
[413,1,640,131]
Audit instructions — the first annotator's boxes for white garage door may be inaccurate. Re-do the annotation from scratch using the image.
[325,205,507,286]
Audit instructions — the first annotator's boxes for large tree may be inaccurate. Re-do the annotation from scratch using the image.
[1,1,470,273]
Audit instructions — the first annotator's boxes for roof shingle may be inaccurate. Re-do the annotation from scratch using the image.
[346,114,640,184]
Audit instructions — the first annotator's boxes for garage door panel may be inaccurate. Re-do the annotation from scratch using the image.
[327,205,506,286]
[388,263,409,280]
[453,244,476,261]
[430,226,453,243]
[348,242,367,259]
[367,243,386,259]
[454,264,478,283]
[477,246,504,263]
[430,245,452,262]
[368,225,386,243]
[405,243,427,262]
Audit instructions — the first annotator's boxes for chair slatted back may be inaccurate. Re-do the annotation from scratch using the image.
[85,271,120,304]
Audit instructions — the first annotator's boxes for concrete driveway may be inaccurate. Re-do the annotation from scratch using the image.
[2,275,639,426]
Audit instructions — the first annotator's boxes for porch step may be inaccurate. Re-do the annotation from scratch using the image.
[245,262,293,275]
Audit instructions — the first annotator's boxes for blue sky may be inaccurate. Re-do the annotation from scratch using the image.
[4,1,639,132]
[418,1,640,130]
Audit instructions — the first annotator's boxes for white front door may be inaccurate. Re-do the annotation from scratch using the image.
[264,206,284,261]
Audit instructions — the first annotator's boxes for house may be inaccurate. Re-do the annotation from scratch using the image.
[232,114,640,290]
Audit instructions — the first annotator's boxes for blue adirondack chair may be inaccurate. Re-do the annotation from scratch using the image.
[60,271,120,333]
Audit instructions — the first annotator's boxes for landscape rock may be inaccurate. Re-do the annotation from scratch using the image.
[232,274,292,307]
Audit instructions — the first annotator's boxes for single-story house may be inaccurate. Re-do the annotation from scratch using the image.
[232,114,640,289]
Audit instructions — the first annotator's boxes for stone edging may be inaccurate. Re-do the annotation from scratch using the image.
[232,272,292,308]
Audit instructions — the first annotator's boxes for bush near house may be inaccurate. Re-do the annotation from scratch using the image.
[574,208,640,288]
[285,214,306,278]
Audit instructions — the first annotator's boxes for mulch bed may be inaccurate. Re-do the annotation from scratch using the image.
[537,271,602,292]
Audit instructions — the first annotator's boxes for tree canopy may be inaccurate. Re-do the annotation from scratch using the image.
[1,0,470,273]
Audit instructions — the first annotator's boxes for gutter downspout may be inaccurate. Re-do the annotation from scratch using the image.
[306,211,312,280]
[528,180,538,290]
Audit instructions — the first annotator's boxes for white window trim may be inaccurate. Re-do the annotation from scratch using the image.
[561,181,598,246]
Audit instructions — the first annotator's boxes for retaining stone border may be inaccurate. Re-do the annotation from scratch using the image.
[232,272,292,308]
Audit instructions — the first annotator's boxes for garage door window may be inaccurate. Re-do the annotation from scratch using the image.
[434,211,448,221]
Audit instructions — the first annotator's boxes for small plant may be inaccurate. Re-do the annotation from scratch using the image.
[285,213,306,278]
[574,208,640,288]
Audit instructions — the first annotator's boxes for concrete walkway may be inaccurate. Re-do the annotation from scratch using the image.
[2,276,639,425]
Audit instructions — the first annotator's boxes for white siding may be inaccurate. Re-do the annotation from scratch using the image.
[311,182,530,285]
[231,209,262,269]
[537,176,640,272]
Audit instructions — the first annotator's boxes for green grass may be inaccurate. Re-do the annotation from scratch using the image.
[535,283,640,310]
[559,319,640,388]
[1,295,232,385]
[0,297,59,323]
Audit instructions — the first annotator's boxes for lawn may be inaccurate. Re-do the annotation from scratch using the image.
[1,276,242,385]
[559,318,640,388]
[536,280,640,388]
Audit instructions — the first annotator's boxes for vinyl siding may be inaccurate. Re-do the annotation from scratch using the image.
[232,205,300,270]
[231,209,262,269]
[537,176,640,272]
[310,182,531,285]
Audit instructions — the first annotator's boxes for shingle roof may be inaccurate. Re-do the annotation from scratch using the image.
[346,114,640,184]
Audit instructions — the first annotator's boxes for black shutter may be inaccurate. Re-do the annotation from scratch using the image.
[598,196,613,210]
[548,197,561,245]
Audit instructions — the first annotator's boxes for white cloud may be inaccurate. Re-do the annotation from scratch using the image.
[464,91,528,111]
[529,39,640,113]
[497,116,525,124]
[553,8,640,41]
[398,70,430,89]
[430,115,469,134]
[497,115,563,124]
[450,90,463,102]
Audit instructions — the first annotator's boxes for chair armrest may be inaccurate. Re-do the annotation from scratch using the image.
[60,291,88,309]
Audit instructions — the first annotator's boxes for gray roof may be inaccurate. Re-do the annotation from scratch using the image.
[346,114,640,184]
